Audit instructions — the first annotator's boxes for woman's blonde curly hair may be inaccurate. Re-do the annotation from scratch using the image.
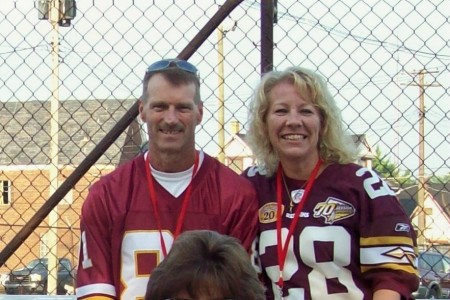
[246,66,357,176]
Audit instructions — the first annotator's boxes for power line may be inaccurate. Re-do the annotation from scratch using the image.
[242,0,450,61]
[282,12,450,60]
[0,44,48,55]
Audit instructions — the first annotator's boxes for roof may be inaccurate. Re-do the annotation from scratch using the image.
[0,99,140,167]
[222,133,252,158]
[351,134,375,160]
[395,183,450,218]
[428,183,450,218]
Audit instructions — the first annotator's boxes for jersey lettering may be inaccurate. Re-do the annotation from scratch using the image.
[120,231,174,300]
[259,227,363,299]
[356,168,395,199]
[246,166,267,177]
[81,231,93,269]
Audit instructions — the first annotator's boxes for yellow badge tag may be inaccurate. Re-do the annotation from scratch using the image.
[259,202,282,224]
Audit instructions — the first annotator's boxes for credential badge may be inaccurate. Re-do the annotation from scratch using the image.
[259,202,282,224]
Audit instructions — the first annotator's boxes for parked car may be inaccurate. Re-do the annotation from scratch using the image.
[413,250,450,299]
[4,257,76,295]
[0,273,9,293]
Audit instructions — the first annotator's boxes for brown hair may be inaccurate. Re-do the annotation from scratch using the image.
[141,67,201,104]
[145,230,265,300]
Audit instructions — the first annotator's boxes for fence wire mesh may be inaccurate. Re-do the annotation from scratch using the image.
[0,0,449,296]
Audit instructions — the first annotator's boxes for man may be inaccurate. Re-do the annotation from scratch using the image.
[75,59,258,300]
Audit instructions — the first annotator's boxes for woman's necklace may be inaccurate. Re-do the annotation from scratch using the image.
[281,173,307,213]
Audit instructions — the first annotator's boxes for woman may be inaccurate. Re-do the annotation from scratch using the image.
[145,230,265,300]
[243,66,418,300]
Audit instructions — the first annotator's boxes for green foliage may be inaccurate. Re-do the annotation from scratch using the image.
[372,146,414,184]
[428,173,450,184]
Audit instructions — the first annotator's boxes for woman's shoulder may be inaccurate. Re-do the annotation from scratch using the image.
[326,162,370,175]
[242,165,273,179]
[322,162,380,185]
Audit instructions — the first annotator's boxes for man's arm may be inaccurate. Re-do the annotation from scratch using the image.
[76,183,117,299]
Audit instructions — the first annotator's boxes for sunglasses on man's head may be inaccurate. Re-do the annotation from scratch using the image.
[146,59,199,75]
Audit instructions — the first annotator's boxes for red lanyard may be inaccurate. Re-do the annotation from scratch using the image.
[276,159,322,291]
[144,152,199,257]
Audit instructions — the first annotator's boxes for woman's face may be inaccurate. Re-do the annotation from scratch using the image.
[266,81,322,164]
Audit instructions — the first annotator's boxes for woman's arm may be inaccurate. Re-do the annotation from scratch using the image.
[373,289,401,300]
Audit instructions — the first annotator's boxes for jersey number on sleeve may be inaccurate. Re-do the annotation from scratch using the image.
[81,231,93,269]
[356,168,395,199]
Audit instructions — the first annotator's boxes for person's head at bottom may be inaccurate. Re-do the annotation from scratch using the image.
[145,230,265,300]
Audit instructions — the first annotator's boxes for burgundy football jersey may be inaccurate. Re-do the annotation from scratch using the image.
[243,163,418,300]
[76,153,258,300]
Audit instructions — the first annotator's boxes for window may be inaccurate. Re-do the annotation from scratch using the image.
[443,256,450,273]
[60,259,72,271]
[420,252,449,272]
[0,180,11,205]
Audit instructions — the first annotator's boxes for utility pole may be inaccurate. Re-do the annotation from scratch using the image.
[37,0,76,294]
[403,69,439,248]
[217,22,236,163]
[217,25,225,164]
[260,0,276,74]
[47,0,61,294]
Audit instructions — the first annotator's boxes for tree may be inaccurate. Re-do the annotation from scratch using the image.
[428,172,450,184]
[372,146,414,185]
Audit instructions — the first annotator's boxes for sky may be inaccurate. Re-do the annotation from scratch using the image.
[0,0,449,176]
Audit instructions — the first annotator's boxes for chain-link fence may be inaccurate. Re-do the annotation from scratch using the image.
[0,0,449,296]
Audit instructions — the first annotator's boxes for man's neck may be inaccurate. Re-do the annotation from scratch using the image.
[148,149,197,173]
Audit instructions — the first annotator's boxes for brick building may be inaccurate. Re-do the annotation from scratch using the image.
[0,98,142,272]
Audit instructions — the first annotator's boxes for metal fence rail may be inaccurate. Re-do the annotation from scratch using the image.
[0,0,449,296]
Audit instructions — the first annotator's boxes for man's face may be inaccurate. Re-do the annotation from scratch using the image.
[139,73,203,155]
